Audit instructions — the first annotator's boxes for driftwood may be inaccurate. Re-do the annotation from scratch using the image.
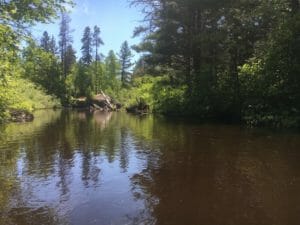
[71,91,121,112]
[90,91,122,112]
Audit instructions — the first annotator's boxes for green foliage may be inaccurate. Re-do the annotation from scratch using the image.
[0,0,72,122]
[22,41,65,98]
[120,75,186,115]
[0,0,73,28]
[81,26,93,65]
[93,25,104,61]
[0,25,22,121]
[0,24,18,82]
[1,0,298,129]
[119,41,133,87]
[237,13,300,127]
[74,62,92,97]
[0,94,10,122]
[121,76,157,108]
[103,50,121,95]
[7,77,60,110]
[129,0,300,128]
[153,84,187,115]
[0,76,60,122]
[59,13,75,79]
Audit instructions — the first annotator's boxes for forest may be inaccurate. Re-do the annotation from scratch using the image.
[0,0,299,128]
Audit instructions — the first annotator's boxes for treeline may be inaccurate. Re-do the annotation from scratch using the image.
[128,0,300,127]
[0,0,134,122]
[1,0,300,128]
[24,13,134,103]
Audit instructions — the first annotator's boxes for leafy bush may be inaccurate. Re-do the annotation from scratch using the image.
[120,75,187,115]
[119,75,158,109]
[0,76,61,122]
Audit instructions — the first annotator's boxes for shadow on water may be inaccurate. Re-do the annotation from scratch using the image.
[0,110,300,225]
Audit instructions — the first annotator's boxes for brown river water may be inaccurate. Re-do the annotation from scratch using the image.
[0,110,300,225]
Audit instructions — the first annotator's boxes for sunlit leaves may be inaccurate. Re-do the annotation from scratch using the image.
[0,0,74,29]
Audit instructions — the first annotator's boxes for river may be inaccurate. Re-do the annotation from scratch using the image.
[0,110,299,225]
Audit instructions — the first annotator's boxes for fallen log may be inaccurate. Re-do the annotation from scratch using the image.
[71,91,122,112]
[91,91,122,112]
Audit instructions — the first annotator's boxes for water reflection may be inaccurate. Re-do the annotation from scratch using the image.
[0,111,300,225]
[130,124,300,225]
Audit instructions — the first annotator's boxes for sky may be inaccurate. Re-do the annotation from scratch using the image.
[32,0,143,61]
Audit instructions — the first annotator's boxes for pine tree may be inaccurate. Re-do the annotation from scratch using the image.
[91,26,104,93]
[59,13,73,78]
[49,35,57,55]
[80,26,93,65]
[105,50,121,92]
[40,31,50,52]
[119,41,133,87]
[106,50,118,79]
[65,45,76,77]
[93,26,104,62]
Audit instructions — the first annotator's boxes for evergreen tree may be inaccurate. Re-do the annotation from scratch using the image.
[40,31,50,52]
[75,61,92,96]
[93,26,104,62]
[119,41,133,87]
[22,40,63,98]
[91,26,104,93]
[65,45,76,77]
[49,35,57,55]
[105,50,119,79]
[130,0,300,126]
[105,50,121,93]
[81,26,93,65]
[59,13,73,78]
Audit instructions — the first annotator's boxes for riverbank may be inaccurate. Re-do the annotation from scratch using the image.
[0,77,61,123]
[120,75,300,129]
[2,75,299,129]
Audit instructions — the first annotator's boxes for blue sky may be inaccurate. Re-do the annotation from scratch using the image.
[32,0,143,61]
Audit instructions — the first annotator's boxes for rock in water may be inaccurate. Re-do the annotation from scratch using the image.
[9,110,34,122]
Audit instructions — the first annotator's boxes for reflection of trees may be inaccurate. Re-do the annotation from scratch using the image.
[2,111,300,225]
[4,206,68,225]
[0,110,64,225]
[93,111,112,129]
[81,148,101,187]
[129,123,300,225]
[0,112,62,192]
[119,127,129,172]
[0,110,118,224]
[57,142,73,200]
